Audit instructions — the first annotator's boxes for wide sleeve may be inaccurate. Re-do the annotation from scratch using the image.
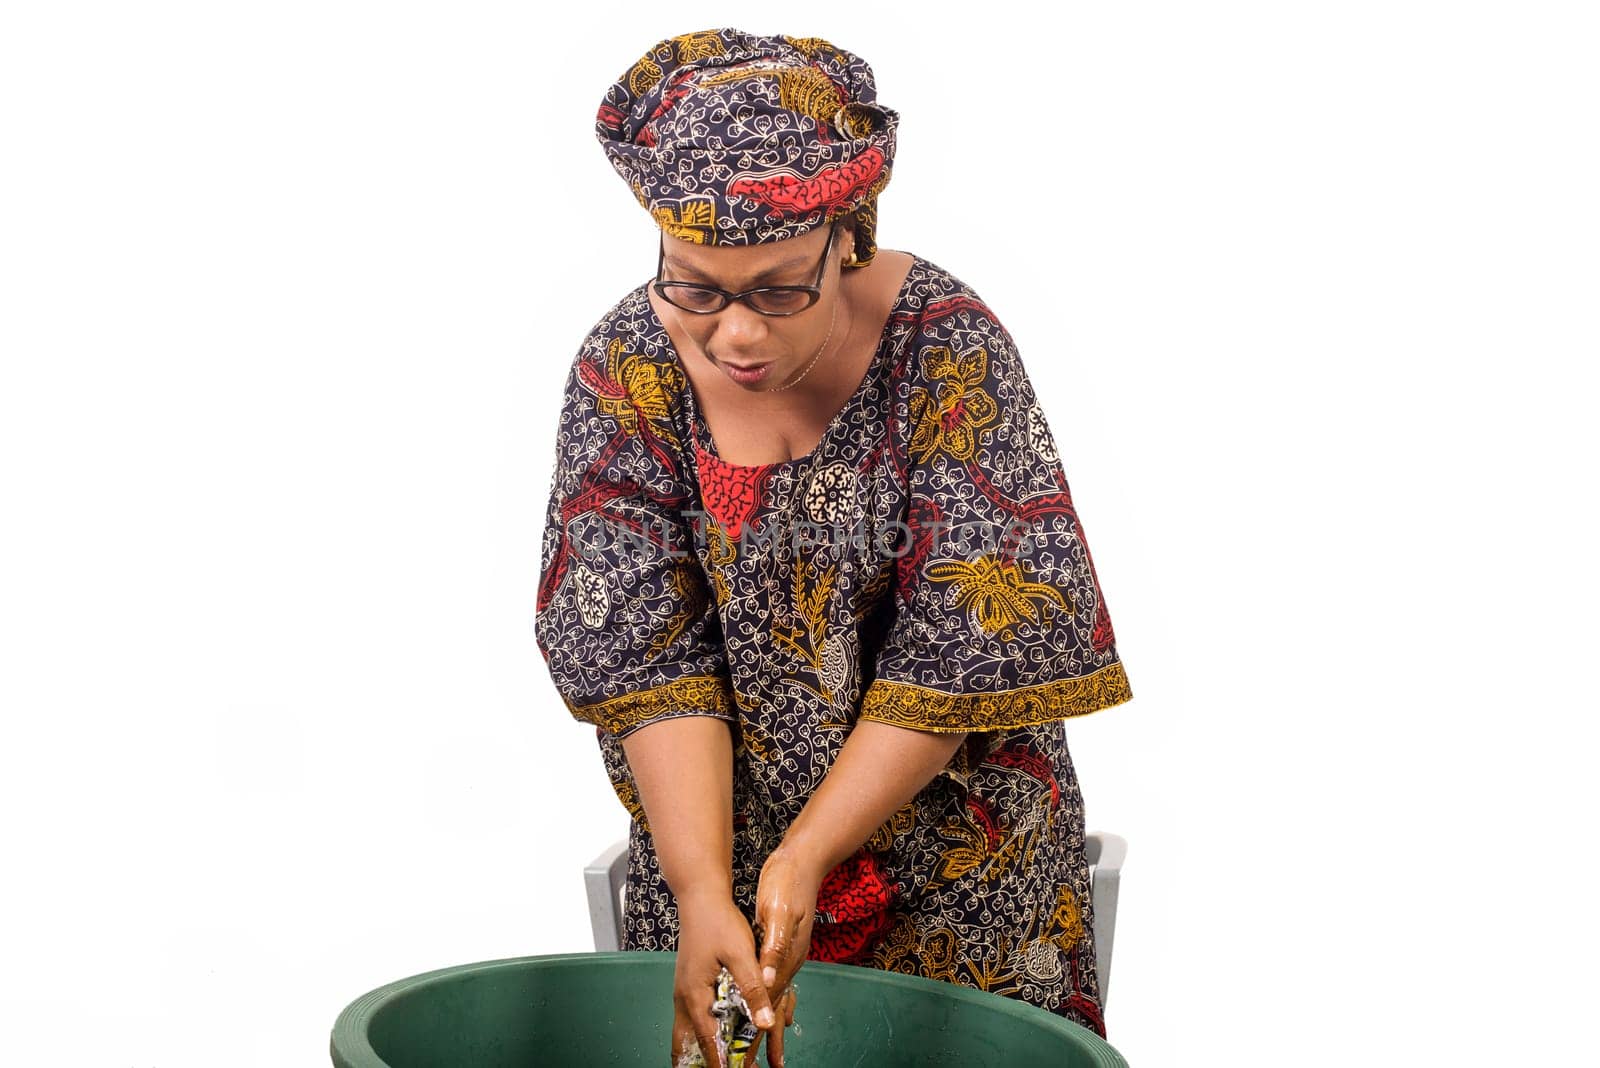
[857,303,1133,733]
[533,332,737,740]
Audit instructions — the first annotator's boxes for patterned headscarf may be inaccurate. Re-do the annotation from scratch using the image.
[595,28,899,267]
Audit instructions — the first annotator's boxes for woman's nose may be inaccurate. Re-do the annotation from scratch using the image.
[712,299,771,347]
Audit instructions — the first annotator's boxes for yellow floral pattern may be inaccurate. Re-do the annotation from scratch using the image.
[650,198,717,246]
[925,552,1072,638]
[596,336,684,445]
[908,344,1000,462]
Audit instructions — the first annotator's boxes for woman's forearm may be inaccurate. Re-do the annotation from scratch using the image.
[779,720,969,881]
[619,715,736,905]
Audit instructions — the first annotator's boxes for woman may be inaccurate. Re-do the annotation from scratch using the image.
[535,28,1133,1068]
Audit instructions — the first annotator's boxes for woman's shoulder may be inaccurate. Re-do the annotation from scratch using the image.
[894,253,1029,386]
[569,280,671,364]
[899,252,1004,307]
[889,260,1065,499]
[552,281,697,473]
[558,280,686,408]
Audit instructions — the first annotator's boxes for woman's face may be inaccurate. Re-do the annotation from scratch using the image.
[654,221,855,392]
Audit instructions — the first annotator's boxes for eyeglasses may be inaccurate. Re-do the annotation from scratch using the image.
[653,222,838,317]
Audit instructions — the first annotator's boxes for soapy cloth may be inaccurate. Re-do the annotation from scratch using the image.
[675,966,759,1068]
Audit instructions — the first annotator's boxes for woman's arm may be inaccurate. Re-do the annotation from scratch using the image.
[621,715,781,1067]
[618,715,736,906]
[745,720,968,1065]
[779,720,968,882]
[755,722,967,984]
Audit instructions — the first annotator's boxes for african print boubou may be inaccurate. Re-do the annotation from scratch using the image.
[535,255,1132,1038]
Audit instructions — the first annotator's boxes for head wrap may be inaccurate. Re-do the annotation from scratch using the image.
[595,28,899,266]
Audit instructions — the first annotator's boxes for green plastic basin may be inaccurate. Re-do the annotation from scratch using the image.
[330,951,1127,1066]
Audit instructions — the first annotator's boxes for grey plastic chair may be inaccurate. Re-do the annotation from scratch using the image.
[584,830,1126,1005]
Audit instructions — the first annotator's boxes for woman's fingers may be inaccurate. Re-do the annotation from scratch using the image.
[759,910,814,1002]
[758,910,807,996]
[728,955,778,1034]
[747,1025,764,1066]
[693,1014,725,1068]
[757,916,787,989]
[673,994,727,1068]
[671,1002,691,1068]
[675,1004,720,1068]
[673,895,786,1067]
[748,983,801,1067]
[763,988,797,1068]
[754,845,823,999]
[766,1016,786,1068]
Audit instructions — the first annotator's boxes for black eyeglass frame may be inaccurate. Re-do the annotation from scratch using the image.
[652,221,839,317]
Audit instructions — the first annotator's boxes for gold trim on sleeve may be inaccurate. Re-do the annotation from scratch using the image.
[565,674,737,737]
[856,661,1132,733]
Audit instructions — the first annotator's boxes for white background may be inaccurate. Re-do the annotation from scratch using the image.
[2,2,1594,1064]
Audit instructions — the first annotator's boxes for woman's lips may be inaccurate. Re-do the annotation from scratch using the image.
[722,361,771,384]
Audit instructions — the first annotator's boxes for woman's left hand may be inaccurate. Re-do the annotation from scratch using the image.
[746,845,821,1067]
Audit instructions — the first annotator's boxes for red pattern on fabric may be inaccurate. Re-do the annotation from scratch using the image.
[1092,599,1117,653]
[807,848,898,964]
[966,794,1003,851]
[895,495,944,609]
[985,742,1062,811]
[692,433,775,540]
[728,147,887,219]
[1063,951,1107,1038]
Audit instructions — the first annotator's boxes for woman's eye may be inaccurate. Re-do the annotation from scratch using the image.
[754,290,809,313]
[677,287,721,306]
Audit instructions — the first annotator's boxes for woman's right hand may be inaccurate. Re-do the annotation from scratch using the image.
[671,890,779,1068]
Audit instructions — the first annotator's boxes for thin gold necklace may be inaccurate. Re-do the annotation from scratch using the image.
[767,292,840,392]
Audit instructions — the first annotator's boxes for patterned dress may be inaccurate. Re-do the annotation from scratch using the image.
[535,254,1133,1038]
